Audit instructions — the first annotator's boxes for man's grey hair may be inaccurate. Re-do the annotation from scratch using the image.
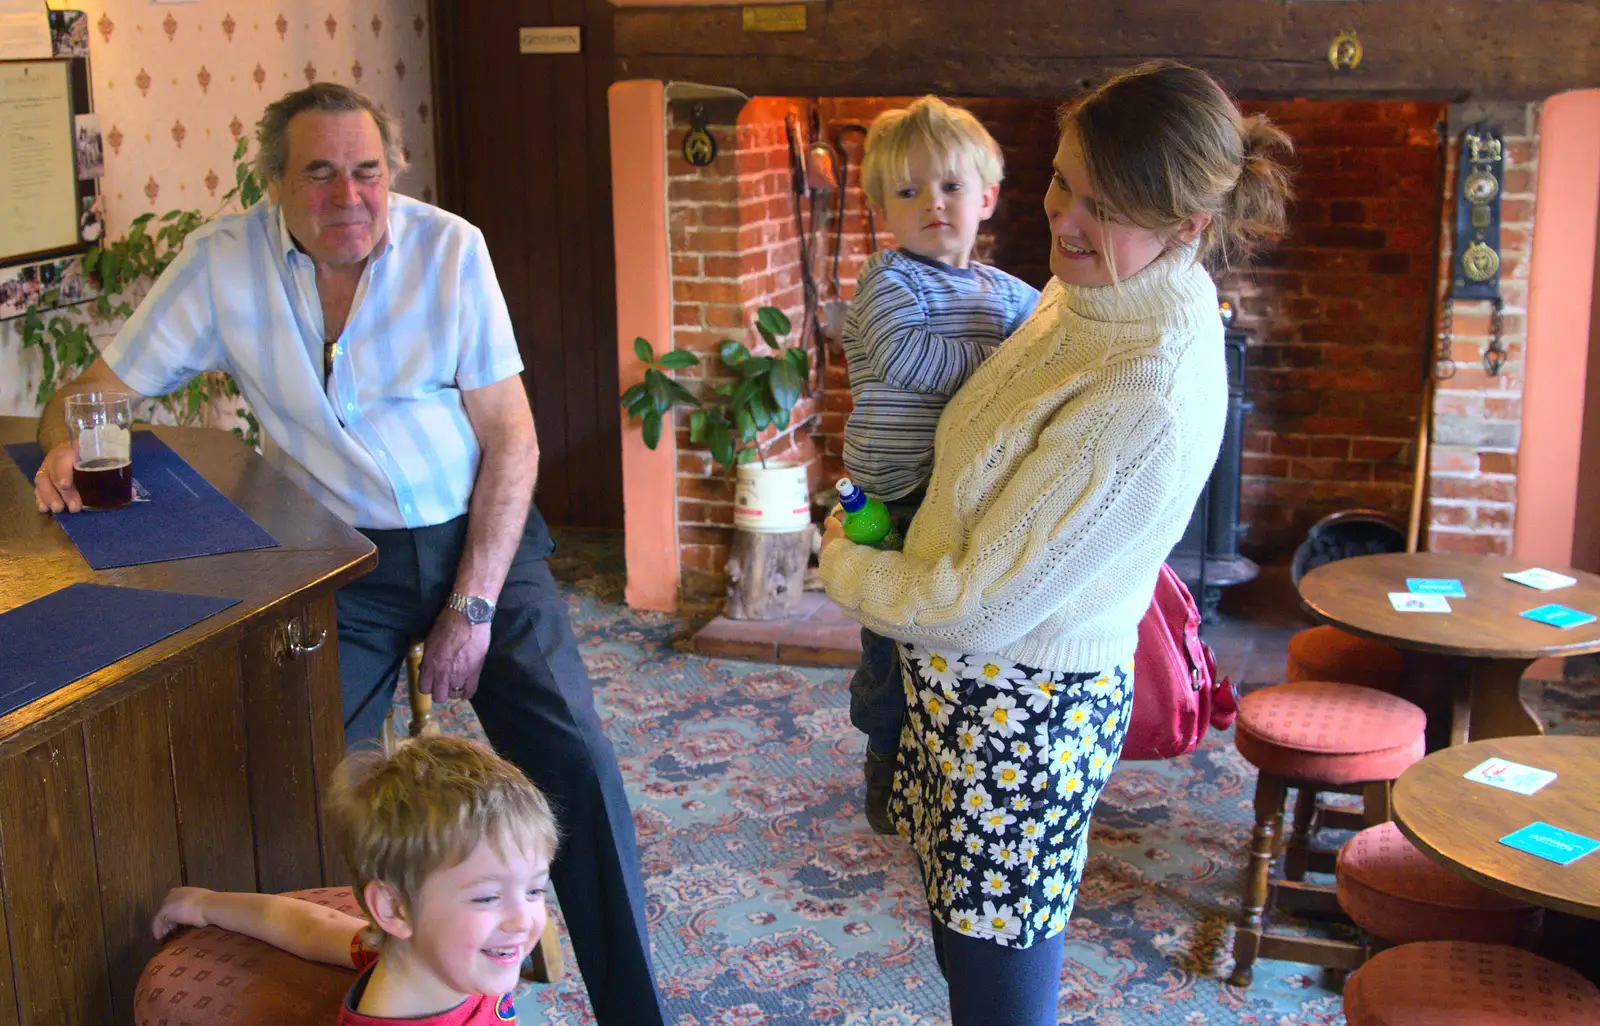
[254,83,408,182]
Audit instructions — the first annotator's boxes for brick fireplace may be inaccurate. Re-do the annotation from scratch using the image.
[640,86,1541,605]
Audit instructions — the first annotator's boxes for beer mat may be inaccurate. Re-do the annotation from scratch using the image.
[5,433,279,569]
[0,583,239,719]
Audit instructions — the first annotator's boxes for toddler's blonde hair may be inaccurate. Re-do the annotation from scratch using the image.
[329,735,559,949]
[860,96,1004,209]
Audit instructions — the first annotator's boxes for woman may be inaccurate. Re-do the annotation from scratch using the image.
[821,61,1293,1024]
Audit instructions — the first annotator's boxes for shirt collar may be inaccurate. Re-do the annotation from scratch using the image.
[272,198,398,268]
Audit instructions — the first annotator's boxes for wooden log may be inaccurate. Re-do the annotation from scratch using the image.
[724,527,812,620]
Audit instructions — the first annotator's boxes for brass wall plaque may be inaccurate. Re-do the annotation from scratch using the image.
[519,26,581,54]
[743,5,807,33]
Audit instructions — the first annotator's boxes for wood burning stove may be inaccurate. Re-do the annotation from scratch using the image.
[1168,323,1257,621]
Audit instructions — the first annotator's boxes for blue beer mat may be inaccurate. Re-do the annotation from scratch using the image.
[5,432,278,569]
[0,583,239,719]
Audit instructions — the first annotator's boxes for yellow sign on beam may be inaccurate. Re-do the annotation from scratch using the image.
[519,26,582,54]
[742,4,807,32]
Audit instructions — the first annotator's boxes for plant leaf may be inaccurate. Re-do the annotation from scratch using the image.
[737,355,774,379]
[641,409,662,449]
[662,377,699,407]
[658,349,698,370]
[735,407,756,439]
[757,305,791,338]
[708,425,734,468]
[633,337,654,364]
[769,360,802,413]
[785,346,810,380]
[756,323,777,349]
[688,409,707,443]
[718,339,749,368]
[619,382,646,413]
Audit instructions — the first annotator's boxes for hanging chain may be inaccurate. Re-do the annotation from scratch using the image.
[1435,299,1457,380]
[1483,297,1506,376]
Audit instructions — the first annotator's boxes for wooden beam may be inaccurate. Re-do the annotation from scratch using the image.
[614,0,1600,101]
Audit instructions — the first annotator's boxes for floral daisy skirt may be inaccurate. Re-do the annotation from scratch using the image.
[887,643,1133,949]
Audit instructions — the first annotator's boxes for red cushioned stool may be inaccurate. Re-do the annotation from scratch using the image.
[1336,822,1543,949]
[1344,941,1600,1024]
[1229,681,1427,987]
[1286,626,1406,693]
[133,887,362,1025]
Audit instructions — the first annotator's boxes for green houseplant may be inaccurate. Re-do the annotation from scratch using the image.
[620,306,809,471]
[18,138,265,447]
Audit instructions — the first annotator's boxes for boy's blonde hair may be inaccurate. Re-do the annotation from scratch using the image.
[860,96,1005,209]
[329,736,560,949]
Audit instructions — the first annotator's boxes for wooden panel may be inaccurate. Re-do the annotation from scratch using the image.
[432,1,623,529]
[0,801,18,1026]
[0,730,114,1024]
[612,0,1600,101]
[166,647,256,893]
[303,595,350,887]
[240,611,323,895]
[84,683,183,1026]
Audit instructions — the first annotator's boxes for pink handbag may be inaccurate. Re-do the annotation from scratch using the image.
[1122,563,1238,760]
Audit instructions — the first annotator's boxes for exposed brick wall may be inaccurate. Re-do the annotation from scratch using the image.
[668,96,824,600]
[1424,104,1537,556]
[1222,101,1446,562]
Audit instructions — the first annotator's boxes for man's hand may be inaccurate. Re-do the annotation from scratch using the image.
[152,886,213,940]
[418,610,491,703]
[32,442,81,514]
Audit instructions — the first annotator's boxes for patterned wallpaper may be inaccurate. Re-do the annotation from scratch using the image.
[2,0,435,415]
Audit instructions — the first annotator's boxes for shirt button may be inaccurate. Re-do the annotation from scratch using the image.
[344,402,354,413]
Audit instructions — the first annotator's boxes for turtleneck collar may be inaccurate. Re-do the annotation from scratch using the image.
[1056,240,1214,324]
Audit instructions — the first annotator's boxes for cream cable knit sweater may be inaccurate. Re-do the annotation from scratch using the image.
[820,241,1227,672]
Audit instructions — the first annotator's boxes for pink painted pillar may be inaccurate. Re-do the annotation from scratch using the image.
[1515,90,1600,566]
[610,80,680,611]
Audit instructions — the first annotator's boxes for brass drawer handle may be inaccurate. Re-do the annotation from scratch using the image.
[286,619,327,657]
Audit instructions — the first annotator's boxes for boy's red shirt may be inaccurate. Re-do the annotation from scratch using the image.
[336,934,517,1025]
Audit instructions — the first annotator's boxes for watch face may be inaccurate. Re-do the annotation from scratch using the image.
[465,597,493,623]
[1465,170,1499,203]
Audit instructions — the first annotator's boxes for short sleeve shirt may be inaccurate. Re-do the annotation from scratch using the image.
[338,935,517,1024]
[100,195,524,529]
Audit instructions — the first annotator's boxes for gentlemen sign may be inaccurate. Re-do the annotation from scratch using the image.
[519,26,581,54]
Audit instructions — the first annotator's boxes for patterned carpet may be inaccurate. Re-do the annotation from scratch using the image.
[401,530,1600,1025]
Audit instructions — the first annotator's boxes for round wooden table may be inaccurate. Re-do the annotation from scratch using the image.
[1393,735,1600,920]
[1299,553,1600,747]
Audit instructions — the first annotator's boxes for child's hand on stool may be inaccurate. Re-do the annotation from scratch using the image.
[152,886,213,939]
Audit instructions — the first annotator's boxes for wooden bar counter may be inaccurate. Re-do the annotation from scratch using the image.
[0,418,375,1025]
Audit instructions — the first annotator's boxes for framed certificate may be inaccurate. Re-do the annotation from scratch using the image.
[0,59,81,265]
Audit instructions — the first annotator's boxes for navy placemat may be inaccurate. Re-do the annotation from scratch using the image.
[0,583,239,718]
[6,432,279,569]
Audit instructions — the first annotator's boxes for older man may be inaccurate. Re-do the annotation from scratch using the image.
[33,84,666,1023]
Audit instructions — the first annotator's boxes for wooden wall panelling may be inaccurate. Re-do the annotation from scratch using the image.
[240,609,323,896]
[165,647,256,894]
[0,799,17,1026]
[0,730,115,1024]
[611,0,1600,102]
[84,683,183,1026]
[303,595,349,887]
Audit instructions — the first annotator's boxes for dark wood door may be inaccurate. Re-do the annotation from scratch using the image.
[431,0,623,529]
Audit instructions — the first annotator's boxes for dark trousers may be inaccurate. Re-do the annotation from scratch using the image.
[335,510,667,1025]
[847,490,924,756]
[932,919,1065,1026]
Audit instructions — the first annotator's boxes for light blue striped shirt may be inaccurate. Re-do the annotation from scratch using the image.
[102,195,523,529]
[842,249,1039,501]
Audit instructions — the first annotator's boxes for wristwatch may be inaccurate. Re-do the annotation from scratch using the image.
[446,592,496,626]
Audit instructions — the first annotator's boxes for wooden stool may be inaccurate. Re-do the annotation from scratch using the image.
[1286,626,1405,693]
[381,641,442,753]
[1336,822,1543,950]
[378,642,564,984]
[1344,941,1600,1024]
[1230,681,1427,986]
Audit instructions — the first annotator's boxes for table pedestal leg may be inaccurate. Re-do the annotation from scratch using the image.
[1469,657,1543,741]
[1402,654,1543,748]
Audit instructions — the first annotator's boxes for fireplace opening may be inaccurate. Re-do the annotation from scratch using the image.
[664,93,1515,604]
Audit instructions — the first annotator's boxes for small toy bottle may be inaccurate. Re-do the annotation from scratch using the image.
[836,477,903,550]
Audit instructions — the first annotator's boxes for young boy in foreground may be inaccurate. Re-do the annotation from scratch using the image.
[152,736,559,1024]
